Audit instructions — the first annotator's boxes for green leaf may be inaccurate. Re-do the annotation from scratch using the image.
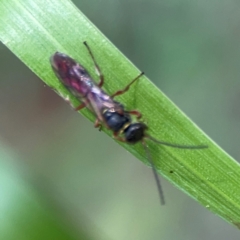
[1,0,240,229]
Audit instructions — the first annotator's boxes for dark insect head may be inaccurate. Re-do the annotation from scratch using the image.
[123,122,148,144]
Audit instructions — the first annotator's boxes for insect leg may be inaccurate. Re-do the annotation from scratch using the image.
[125,110,142,119]
[83,41,104,87]
[111,72,144,98]
[113,132,126,142]
[94,118,103,131]
[94,119,101,128]
[75,102,86,111]
[75,98,91,111]
[59,94,86,111]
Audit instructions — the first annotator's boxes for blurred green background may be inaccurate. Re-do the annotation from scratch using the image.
[1,0,240,239]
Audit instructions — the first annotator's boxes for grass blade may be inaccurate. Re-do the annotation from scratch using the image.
[0,0,240,228]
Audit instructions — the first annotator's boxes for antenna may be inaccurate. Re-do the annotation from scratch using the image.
[142,137,208,205]
[142,140,165,205]
[146,135,208,149]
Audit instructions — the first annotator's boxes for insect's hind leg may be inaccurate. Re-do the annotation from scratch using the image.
[111,72,144,98]
[83,41,104,88]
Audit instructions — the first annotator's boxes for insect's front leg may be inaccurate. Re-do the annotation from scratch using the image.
[125,110,142,119]
[113,132,126,142]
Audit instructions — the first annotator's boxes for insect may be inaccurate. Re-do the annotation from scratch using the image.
[50,41,208,205]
